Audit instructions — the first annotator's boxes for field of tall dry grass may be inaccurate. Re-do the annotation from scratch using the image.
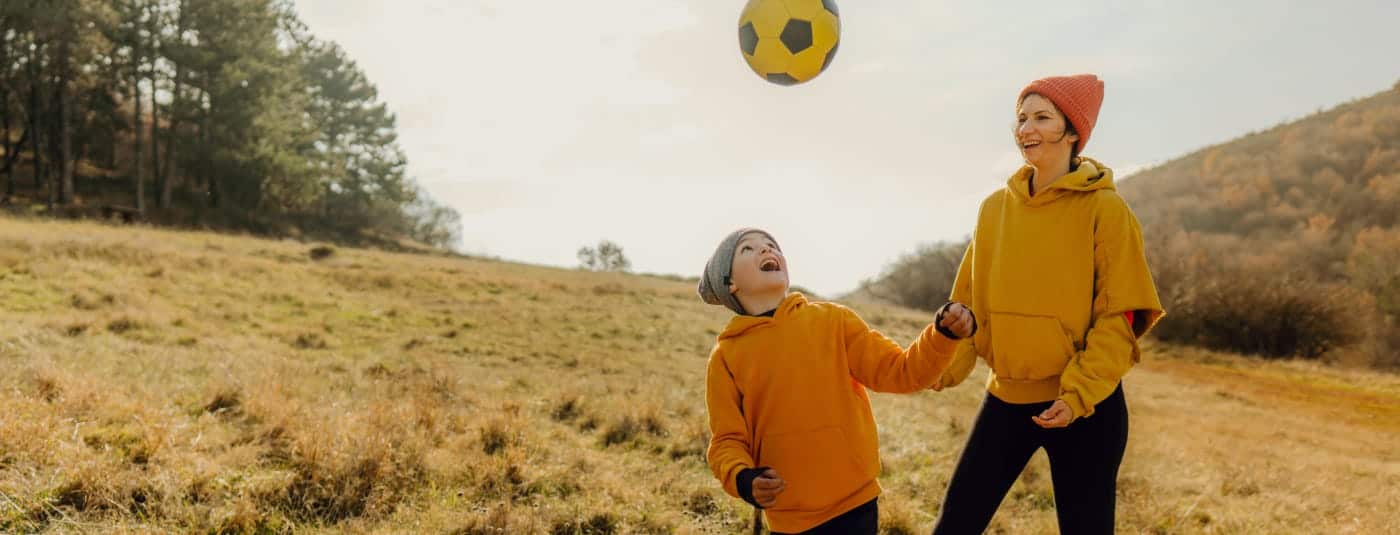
[1,215,1397,534]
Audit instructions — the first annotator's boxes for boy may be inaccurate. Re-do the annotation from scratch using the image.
[699,228,975,534]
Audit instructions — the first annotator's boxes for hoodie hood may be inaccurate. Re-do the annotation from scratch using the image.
[718,292,807,340]
[1007,156,1115,206]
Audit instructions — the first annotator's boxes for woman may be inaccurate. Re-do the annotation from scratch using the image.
[930,73,1165,534]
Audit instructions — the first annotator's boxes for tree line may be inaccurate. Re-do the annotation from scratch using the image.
[0,0,460,247]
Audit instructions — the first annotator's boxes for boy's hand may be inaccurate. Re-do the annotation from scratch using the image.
[930,373,948,391]
[937,302,975,340]
[752,468,785,508]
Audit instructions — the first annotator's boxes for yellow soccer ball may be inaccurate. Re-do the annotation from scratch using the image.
[738,0,840,86]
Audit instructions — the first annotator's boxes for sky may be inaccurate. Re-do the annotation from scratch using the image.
[291,0,1400,296]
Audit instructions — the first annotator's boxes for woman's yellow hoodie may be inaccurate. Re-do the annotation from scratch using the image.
[939,158,1165,419]
[706,293,957,533]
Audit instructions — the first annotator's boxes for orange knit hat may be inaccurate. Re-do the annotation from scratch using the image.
[1018,74,1104,155]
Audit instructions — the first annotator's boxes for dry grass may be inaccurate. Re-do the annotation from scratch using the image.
[1,215,1397,534]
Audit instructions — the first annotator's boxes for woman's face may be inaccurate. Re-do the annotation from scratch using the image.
[1016,93,1078,169]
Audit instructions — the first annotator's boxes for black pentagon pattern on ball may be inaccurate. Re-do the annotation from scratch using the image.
[821,0,839,16]
[820,41,839,72]
[779,19,813,54]
[767,73,799,86]
[738,22,759,56]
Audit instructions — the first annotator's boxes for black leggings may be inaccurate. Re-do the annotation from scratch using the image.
[932,384,1128,535]
[771,498,878,535]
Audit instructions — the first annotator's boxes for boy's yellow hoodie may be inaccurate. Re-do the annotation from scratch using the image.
[706,293,957,533]
[939,158,1165,419]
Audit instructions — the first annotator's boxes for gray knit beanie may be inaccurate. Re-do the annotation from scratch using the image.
[697,228,779,315]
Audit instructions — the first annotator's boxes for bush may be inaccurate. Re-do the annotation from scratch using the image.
[859,240,967,311]
[577,240,630,272]
[1152,264,1369,359]
[308,245,336,260]
[600,416,639,447]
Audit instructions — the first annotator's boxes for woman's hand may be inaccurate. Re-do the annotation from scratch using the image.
[751,468,786,508]
[1032,399,1074,428]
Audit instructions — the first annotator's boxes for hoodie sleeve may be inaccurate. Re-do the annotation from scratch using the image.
[704,346,755,499]
[1059,193,1166,419]
[937,241,980,389]
[842,307,958,394]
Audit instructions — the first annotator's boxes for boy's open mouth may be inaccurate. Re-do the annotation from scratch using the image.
[760,258,781,272]
[1021,140,1040,149]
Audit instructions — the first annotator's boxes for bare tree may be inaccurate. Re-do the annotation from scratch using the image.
[577,240,631,272]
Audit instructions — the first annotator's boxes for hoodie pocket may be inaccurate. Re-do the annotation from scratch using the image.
[757,426,869,512]
[986,312,1078,381]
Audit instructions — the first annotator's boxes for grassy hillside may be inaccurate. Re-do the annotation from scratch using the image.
[1121,86,1400,242]
[1119,85,1400,363]
[1,215,1398,533]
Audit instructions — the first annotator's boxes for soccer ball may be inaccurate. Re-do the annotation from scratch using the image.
[737,0,840,86]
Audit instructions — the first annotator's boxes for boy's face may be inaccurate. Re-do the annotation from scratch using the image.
[727,232,788,296]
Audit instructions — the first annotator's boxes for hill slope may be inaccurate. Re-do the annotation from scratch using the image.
[1119,86,1400,362]
[1121,86,1400,242]
[1,216,1397,533]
